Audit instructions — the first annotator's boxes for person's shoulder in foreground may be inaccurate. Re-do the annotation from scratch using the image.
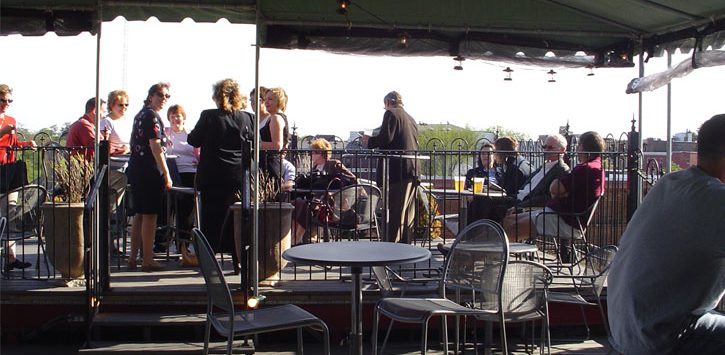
[607,113,725,355]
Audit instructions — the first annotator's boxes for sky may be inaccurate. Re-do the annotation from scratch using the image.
[2,17,724,142]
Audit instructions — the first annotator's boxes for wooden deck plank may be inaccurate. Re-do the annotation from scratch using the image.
[80,341,254,354]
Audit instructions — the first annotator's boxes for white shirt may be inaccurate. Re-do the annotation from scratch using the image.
[282,158,295,182]
[517,160,557,201]
[100,114,132,170]
[166,128,198,174]
[100,114,131,150]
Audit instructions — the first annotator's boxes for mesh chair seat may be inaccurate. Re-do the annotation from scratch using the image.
[210,304,328,337]
[377,297,496,323]
[546,291,589,305]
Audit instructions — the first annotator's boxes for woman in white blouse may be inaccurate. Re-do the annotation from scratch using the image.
[165,104,200,266]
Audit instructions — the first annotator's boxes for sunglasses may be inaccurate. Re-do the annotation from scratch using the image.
[0,99,13,104]
[155,92,171,99]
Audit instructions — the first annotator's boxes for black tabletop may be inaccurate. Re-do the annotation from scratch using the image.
[283,241,431,268]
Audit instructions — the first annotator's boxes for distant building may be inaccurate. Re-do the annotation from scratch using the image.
[643,135,698,170]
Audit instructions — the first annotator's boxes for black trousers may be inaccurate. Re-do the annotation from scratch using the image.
[199,187,238,254]
[467,195,516,223]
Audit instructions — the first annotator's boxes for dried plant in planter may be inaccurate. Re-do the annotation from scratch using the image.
[257,170,281,203]
[54,154,93,203]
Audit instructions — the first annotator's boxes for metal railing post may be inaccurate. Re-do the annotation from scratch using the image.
[627,119,640,220]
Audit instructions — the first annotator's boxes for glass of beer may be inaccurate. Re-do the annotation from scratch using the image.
[453,176,465,192]
[473,177,484,193]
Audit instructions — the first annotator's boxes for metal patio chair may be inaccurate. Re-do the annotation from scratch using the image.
[1,184,50,276]
[372,219,509,354]
[191,228,330,355]
[319,183,382,241]
[534,196,602,273]
[372,219,553,354]
[548,245,618,341]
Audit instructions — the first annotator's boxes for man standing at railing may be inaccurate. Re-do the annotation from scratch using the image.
[364,91,418,243]
[607,114,725,354]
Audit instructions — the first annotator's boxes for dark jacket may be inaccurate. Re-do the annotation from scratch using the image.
[367,107,418,184]
[496,155,532,197]
[517,158,570,208]
[187,109,254,190]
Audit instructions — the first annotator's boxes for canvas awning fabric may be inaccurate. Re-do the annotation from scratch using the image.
[2,0,725,67]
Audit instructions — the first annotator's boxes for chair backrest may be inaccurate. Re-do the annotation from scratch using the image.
[327,183,382,228]
[442,219,510,312]
[38,142,66,193]
[371,266,395,297]
[580,196,602,233]
[500,260,552,315]
[0,216,6,238]
[192,228,235,314]
[586,245,618,296]
[1,184,48,239]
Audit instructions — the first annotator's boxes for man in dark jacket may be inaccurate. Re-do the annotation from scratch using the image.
[366,91,419,243]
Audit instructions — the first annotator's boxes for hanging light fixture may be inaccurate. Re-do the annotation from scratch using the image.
[547,69,557,82]
[336,0,350,15]
[398,33,410,48]
[586,65,595,76]
[503,67,513,81]
[453,56,465,70]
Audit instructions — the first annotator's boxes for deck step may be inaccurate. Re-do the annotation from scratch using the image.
[79,340,254,354]
[92,312,207,327]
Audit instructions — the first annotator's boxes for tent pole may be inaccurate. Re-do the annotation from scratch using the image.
[251,2,261,301]
[637,47,644,206]
[666,51,672,174]
[94,0,103,289]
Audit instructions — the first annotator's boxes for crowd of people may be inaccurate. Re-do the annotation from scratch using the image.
[4,77,723,353]
[2,81,611,274]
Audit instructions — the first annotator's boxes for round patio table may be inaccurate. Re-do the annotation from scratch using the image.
[283,241,431,355]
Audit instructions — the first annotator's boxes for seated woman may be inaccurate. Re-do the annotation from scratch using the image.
[467,137,532,223]
[464,142,496,189]
[503,131,605,242]
[292,138,356,244]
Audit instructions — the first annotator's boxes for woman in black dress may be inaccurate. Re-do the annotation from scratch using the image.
[260,87,289,187]
[126,82,172,272]
[188,79,254,256]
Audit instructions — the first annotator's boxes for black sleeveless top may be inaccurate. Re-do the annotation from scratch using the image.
[260,112,289,148]
[260,113,289,180]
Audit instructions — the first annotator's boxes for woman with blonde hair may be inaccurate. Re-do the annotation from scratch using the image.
[261,87,290,187]
[188,79,254,256]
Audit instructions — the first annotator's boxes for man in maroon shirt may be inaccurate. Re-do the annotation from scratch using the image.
[66,97,106,161]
